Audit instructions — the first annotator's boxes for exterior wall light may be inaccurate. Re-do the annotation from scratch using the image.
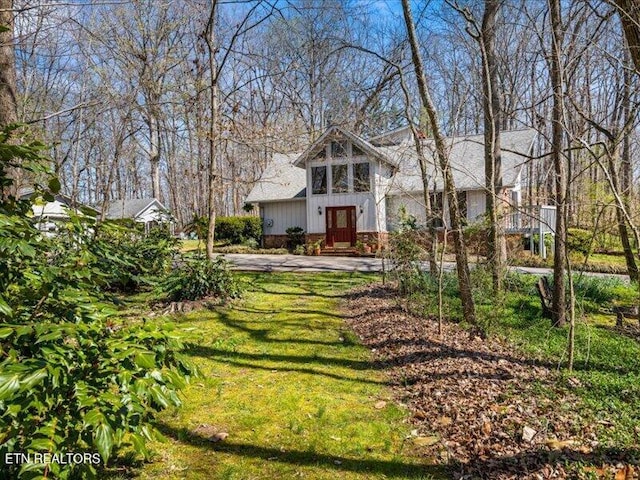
[359,205,364,214]
[318,206,322,215]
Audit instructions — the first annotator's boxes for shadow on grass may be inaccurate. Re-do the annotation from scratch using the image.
[157,423,444,479]
[213,309,352,347]
[202,356,388,385]
[184,344,371,370]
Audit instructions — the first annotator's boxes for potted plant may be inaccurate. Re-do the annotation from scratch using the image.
[363,243,372,254]
[369,241,379,253]
[313,239,322,256]
[355,240,365,255]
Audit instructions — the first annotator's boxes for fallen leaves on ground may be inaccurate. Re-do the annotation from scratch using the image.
[343,283,639,479]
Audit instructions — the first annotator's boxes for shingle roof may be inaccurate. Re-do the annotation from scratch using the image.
[105,198,161,220]
[244,128,537,203]
[382,129,536,193]
[245,153,306,203]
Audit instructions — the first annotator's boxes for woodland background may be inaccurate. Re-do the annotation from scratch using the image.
[4,0,638,231]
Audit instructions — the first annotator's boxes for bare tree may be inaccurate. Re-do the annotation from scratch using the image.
[450,0,506,292]
[204,0,219,260]
[401,0,476,325]
[549,0,567,327]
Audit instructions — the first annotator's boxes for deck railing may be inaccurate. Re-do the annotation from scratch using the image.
[505,205,556,234]
[505,205,556,258]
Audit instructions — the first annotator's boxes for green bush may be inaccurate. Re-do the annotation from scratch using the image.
[567,228,594,256]
[0,128,194,479]
[215,216,262,245]
[88,223,178,292]
[387,230,426,295]
[161,256,242,302]
[285,226,305,250]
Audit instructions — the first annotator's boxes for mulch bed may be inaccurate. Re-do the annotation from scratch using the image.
[343,283,638,480]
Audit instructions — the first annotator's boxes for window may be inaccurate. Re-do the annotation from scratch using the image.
[353,162,370,192]
[457,191,467,221]
[315,146,326,160]
[331,141,347,157]
[332,164,348,193]
[429,192,444,228]
[312,166,327,194]
[352,144,365,157]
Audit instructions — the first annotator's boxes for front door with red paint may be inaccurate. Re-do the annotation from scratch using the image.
[326,206,356,247]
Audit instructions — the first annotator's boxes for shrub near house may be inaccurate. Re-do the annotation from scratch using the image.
[215,216,262,245]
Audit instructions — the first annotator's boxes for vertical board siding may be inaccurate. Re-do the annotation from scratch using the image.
[305,156,387,234]
[466,190,486,223]
[261,201,307,235]
[387,189,488,231]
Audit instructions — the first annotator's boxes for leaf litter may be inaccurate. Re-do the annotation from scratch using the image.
[343,283,639,479]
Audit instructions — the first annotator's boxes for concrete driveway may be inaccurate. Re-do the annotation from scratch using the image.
[220,253,630,281]
[220,253,384,273]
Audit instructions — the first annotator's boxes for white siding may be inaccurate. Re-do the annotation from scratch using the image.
[466,190,486,223]
[261,201,306,235]
[305,153,386,233]
[386,193,427,230]
[387,189,488,231]
[306,192,378,233]
[137,202,171,223]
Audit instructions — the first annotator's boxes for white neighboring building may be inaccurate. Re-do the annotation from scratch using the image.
[245,125,539,249]
[105,198,174,234]
[20,190,97,235]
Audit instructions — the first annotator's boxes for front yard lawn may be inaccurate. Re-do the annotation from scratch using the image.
[135,272,443,480]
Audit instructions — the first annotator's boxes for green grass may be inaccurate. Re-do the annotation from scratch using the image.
[135,272,444,480]
[510,250,633,274]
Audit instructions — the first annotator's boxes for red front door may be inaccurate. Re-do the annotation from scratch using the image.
[326,206,356,247]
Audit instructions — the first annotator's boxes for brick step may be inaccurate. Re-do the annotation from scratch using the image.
[319,248,359,257]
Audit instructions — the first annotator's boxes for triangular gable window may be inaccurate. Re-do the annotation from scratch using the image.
[331,141,347,158]
[352,144,365,157]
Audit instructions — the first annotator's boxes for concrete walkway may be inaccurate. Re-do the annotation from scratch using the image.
[220,253,629,280]
[220,253,384,273]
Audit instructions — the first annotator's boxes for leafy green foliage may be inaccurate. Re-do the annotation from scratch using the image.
[0,128,194,479]
[285,226,305,250]
[161,256,242,302]
[386,211,427,295]
[567,228,594,256]
[88,223,178,293]
[215,216,262,245]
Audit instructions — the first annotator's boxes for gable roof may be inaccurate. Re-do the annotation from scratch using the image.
[382,128,536,193]
[293,125,396,168]
[105,198,166,220]
[244,128,537,204]
[245,153,306,203]
[19,188,100,217]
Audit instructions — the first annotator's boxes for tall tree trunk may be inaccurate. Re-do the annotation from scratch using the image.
[619,52,639,282]
[205,1,219,260]
[549,0,567,327]
[397,69,438,275]
[614,0,640,72]
[480,0,505,292]
[0,0,16,128]
[0,0,20,198]
[401,0,476,325]
[148,112,161,200]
